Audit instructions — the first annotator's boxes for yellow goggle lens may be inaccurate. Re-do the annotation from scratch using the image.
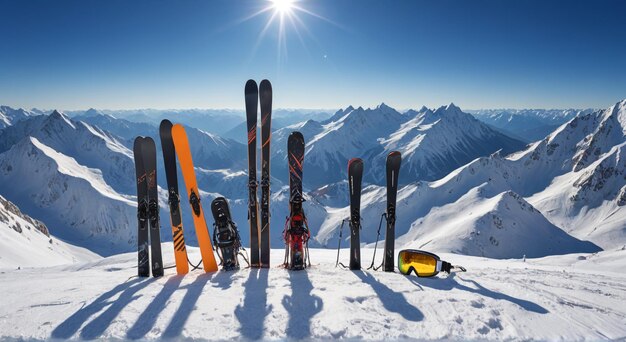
[398,250,438,277]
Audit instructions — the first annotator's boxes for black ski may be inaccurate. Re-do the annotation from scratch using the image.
[383,151,401,272]
[211,197,242,271]
[348,158,364,270]
[159,119,189,275]
[259,79,273,268]
[133,137,150,277]
[143,137,164,277]
[245,79,261,267]
[284,131,310,270]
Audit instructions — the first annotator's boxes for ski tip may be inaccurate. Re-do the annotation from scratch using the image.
[348,157,363,166]
[260,79,272,90]
[245,79,258,93]
[159,119,173,130]
[143,136,156,145]
[288,131,305,143]
[388,150,401,158]
[133,136,144,150]
[171,123,186,135]
[348,158,364,173]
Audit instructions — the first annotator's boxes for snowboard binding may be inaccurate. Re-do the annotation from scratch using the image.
[211,197,245,271]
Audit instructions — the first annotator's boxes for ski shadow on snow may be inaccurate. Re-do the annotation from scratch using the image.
[54,277,155,339]
[51,277,154,340]
[211,269,235,290]
[161,273,212,338]
[235,269,272,340]
[355,271,424,322]
[409,273,549,314]
[282,270,323,339]
[126,275,184,340]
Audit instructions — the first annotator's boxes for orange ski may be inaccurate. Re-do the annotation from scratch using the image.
[171,123,218,273]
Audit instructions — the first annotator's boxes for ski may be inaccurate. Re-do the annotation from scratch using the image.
[259,79,272,268]
[142,137,164,277]
[211,197,242,271]
[348,158,364,270]
[245,79,261,267]
[133,137,150,277]
[171,124,218,273]
[383,151,401,272]
[284,131,310,270]
[159,119,189,275]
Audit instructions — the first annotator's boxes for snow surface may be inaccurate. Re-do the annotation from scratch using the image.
[0,195,99,268]
[0,247,625,340]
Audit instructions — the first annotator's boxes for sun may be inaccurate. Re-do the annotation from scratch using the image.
[270,0,295,15]
[236,0,340,63]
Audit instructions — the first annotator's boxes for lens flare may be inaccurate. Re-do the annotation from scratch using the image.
[271,0,294,15]
[233,0,342,64]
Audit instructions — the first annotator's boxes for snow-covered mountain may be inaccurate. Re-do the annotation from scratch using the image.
[0,100,622,259]
[76,109,244,136]
[0,106,38,129]
[181,126,246,170]
[272,103,525,188]
[222,109,331,143]
[396,188,600,258]
[318,99,626,254]
[0,137,136,256]
[0,110,136,194]
[74,109,156,141]
[0,195,99,268]
[469,108,590,142]
[372,103,525,184]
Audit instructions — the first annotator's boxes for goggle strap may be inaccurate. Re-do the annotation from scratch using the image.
[441,261,453,274]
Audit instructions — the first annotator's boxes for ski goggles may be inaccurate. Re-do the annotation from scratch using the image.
[398,249,466,277]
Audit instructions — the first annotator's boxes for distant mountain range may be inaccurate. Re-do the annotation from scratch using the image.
[468,108,594,142]
[0,100,623,263]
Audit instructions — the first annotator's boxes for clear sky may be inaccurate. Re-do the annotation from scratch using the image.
[1,0,625,111]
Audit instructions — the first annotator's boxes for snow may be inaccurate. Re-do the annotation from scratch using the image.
[0,137,137,256]
[0,247,625,340]
[0,195,99,268]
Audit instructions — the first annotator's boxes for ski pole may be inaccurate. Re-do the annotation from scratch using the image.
[367,213,387,270]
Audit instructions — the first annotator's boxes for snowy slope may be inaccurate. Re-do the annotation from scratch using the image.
[301,103,407,187]
[74,109,156,141]
[374,103,525,184]
[396,188,600,258]
[269,103,525,188]
[0,137,136,256]
[0,195,99,268]
[0,247,624,340]
[0,110,135,194]
[0,105,37,128]
[319,99,626,251]
[181,126,246,170]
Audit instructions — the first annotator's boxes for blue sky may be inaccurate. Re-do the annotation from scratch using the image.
[1,0,625,110]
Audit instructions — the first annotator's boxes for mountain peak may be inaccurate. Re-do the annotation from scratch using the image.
[377,102,391,110]
[446,102,461,112]
[433,103,465,118]
[83,108,101,117]
[46,110,76,130]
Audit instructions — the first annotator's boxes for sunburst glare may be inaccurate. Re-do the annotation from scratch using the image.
[238,0,339,63]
